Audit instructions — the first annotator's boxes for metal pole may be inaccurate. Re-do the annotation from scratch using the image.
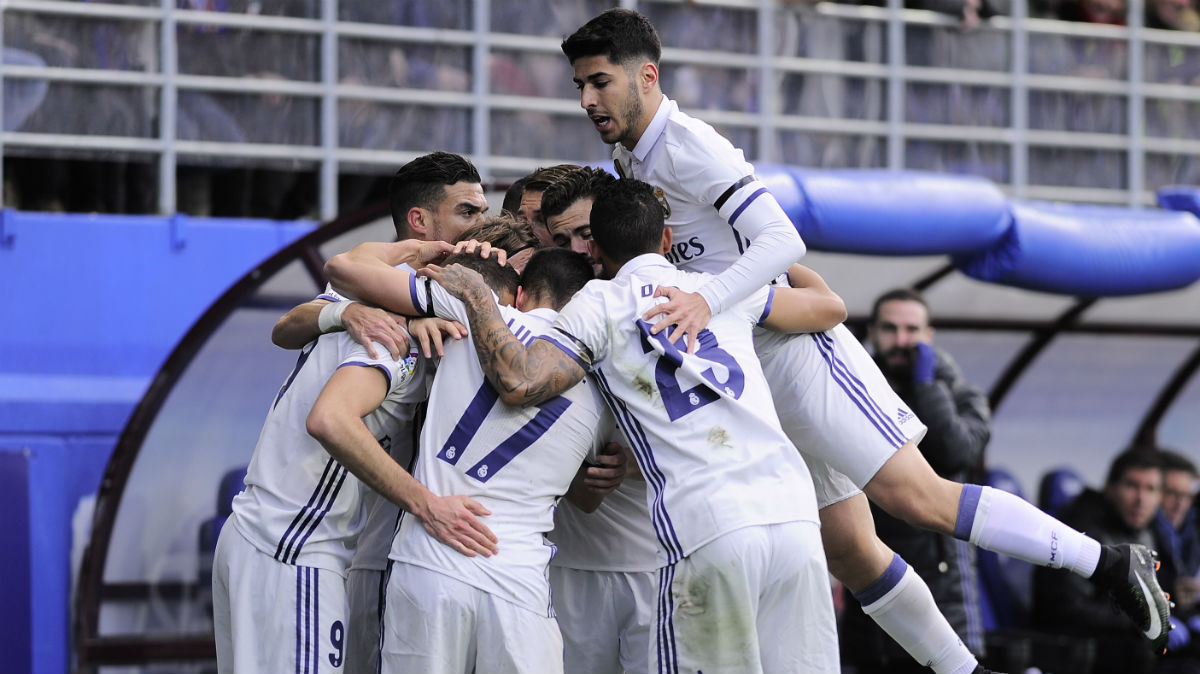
[1127,0,1145,207]
[471,0,490,180]
[159,0,177,214]
[886,0,904,171]
[757,0,776,164]
[319,0,338,221]
[1011,0,1028,199]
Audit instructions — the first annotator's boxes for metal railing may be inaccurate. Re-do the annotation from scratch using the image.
[1,0,1197,220]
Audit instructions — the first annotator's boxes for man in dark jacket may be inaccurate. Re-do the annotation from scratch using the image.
[840,287,991,673]
[1033,448,1165,674]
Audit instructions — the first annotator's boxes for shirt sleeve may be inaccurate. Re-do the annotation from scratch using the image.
[337,334,418,393]
[668,136,806,315]
[317,282,346,303]
[539,283,610,373]
[408,277,495,325]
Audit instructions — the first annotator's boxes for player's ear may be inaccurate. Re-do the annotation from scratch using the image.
[658,225,673,255]
[515,286,527,311]
[639,61,659,92]
[408,207,429,238]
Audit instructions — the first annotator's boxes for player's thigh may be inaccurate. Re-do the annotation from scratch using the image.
[476,593,563,674]
[345,567,385,674]
[212,524,237,674]
[651,526,772,674]
[758,520,840,674]
[615,570,656,674]
[760,324,925,488]
[380,563,475,674]
[550,566,621,674]
[217,526,348,674]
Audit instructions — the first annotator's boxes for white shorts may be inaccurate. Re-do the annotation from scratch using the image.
[345,567,386,674]
[756,324,927,508]
[213,522,347,674]
[381,563,563,674]
[650,521,838,674]
[550,566,655,674]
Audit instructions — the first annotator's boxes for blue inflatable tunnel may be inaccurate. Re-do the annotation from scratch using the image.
[758,167,1012,256]
[953,202,1200,296]
[1158,185,1200,218]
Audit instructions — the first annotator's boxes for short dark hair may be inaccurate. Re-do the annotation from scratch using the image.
[541,166,616,220]
[1106,448,1165,487]
[441,252,520,299]
[388,152,481,238]
[590,179,663,265]
[869,288,931,324]
[1158,448,1197,477]
[501,175,532,218]
[453,215,539,256]
[520,248,595,311]
[561,8,662,68]
[523,164,581,195]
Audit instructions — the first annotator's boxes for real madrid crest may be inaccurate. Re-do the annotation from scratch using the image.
[654,187,671,218]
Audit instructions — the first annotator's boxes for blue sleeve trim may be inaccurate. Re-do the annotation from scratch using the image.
[727,187,768,227]
[337,361,392,385]
[757,287,775,326]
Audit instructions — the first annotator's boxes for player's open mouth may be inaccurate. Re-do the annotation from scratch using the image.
[591,114,612,132]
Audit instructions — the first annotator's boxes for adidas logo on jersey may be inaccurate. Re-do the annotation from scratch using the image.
[897,408,914,424]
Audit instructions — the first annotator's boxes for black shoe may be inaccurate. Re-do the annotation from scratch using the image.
[1092,543,1172,650]
[970,665,1004,674]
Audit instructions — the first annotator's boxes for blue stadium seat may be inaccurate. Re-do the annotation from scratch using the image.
[197,465,248,611]
[1037,466,1086,518]
[977,467,1033,632]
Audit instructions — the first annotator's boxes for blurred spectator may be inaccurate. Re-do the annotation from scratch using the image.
[1058,0,1128,24]
[1033,448,1164,674]
[1146,0,1200,30]
[1152,450,1200,674]
[840,288,991,673]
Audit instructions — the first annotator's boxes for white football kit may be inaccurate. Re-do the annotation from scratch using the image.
[317,282,430,674]
[548,435,658,674]
[212,325,420,674]
[614,96,926,507]
[382,282,608,674]
[543,254,837,674]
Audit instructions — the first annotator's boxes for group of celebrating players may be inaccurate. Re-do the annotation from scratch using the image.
[210,8,1173,674]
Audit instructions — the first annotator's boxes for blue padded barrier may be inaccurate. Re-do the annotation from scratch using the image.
[758,166,1013,255]
[953,202,1200,296]
[1158,185,1200,218]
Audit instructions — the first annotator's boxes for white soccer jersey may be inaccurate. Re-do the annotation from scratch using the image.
[347,394,424,573]
[231,330,421,576]
[542,254,819,567]
[388,283,609,617]
[549,474,658,573]
[612,97,802,302]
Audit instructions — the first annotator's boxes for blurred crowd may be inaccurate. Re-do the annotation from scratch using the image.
[1,0,1198,217]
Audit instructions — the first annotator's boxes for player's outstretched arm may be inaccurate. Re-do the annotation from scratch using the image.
[421,262,587,407]
[272,298,411,360]
[324,239,456,315]
[761,264,848,334]
[307,365,498,557]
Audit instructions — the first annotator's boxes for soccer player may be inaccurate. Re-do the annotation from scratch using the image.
[325,246,610,674]
[540,167,848,674]
[210,239,495,674]
[561,9,1171,671]
[424,179,841,674]
[269,151,489,673]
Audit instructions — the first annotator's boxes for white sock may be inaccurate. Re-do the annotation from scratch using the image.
[854,554,978,674]
[955,484,1101,577]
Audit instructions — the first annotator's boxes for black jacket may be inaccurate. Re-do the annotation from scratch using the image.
[1032,488,1158,674]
